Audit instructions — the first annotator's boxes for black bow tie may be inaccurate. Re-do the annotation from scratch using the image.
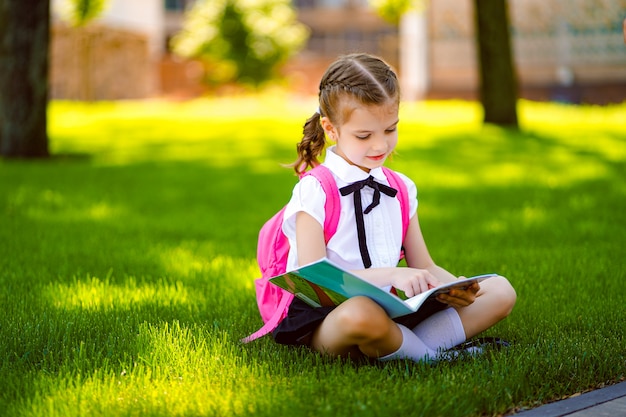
[339,176,398,268]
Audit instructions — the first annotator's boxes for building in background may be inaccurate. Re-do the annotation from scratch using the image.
[50,0,164,100]
[428,0,626,103]
[49,0,626,103]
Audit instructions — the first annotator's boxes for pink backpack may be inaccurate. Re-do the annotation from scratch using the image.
[241,165,410,343]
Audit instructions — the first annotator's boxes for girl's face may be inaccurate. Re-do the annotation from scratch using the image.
[321,102,399,173]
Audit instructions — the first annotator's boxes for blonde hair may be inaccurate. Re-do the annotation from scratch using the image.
[291,53,400,175]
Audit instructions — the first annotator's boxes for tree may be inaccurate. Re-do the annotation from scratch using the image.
[172,0,308,87]
[473,0,518,128]
[0,0,107,158]
[371,1,518,125]
[0,0,50,157]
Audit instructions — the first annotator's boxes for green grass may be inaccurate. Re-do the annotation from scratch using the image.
[1,94,625,416]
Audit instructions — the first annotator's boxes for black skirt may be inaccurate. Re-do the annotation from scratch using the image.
[272,297,449,346]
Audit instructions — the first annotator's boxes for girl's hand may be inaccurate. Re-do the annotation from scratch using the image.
[391,268,441,298]
[436,278,480,308]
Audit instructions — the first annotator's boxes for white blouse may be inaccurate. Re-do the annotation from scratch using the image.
[282,146,418,273]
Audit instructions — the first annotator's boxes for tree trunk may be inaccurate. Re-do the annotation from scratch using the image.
[473,0,518,128]
[0,0,50,157]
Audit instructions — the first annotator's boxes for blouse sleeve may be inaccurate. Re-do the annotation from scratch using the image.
[282,175,327,241]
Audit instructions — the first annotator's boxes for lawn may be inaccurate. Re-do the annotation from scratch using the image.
[1,95,624,416]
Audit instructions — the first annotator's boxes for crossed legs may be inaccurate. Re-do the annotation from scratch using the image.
[310,275,516,360]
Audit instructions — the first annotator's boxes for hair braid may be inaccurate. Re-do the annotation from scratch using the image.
[291,53,400,175]
[291,112,326,175]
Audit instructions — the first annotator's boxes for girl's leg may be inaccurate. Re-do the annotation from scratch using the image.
[310,296,444,362]
[456,275,517,339]
[309,276,515,360]
[310,296,401,359]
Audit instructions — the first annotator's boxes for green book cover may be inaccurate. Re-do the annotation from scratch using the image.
[270,257,496,318]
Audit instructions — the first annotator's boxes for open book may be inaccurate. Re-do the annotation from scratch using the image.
[270,258,497,318]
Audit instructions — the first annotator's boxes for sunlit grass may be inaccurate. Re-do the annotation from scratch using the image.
[43,275,191,311]
[48,91,314,168]
[1,94,625,417]
[48,98,624,187]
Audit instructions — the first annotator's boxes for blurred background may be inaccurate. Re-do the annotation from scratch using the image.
[48,0,626,104]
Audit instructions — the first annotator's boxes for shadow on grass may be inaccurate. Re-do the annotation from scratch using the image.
[1,122,625,415]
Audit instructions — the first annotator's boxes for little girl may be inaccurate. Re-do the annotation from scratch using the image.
[273,53,516,362]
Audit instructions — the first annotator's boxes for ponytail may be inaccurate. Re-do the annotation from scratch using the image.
[291,112,327,176]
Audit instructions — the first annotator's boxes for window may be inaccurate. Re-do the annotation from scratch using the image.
[165,0,195,12]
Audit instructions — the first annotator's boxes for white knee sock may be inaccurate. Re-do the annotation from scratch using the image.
[378,324,436,362]
[412,308,466,354]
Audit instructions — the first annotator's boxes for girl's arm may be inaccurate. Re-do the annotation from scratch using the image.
[402,213,457,283]
[402,213,479,307]
[296,211,443,295]
[355,213,455,296]
[295,211,327,266]
[359,213,478,307]
[295,211,477,306]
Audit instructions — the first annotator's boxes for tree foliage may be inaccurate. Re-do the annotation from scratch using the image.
[172,0,309,86]
[57,0,109,27]
[369,0,424,26]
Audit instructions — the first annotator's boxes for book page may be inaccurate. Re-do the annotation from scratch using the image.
[404,274,497,310]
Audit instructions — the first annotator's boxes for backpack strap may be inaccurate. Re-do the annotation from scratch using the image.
[241,290,292,343]
[382,167,410,241]
[303,165,341,243]
[310,165,409,241]
[305,165,407,242]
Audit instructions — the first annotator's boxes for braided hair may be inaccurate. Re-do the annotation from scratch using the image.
[291,53,400,175]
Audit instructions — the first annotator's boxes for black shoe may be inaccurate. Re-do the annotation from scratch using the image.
[436,337,511,362]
